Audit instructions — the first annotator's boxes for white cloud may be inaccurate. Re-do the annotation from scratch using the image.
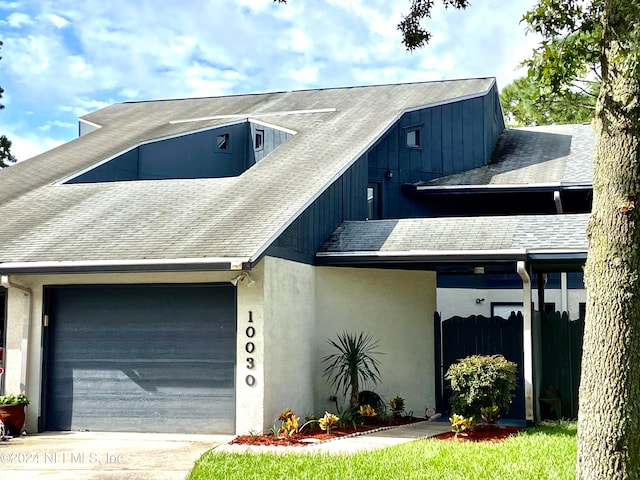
[45,13,70,28]
[6,11,32,27]
[0,0,544,161]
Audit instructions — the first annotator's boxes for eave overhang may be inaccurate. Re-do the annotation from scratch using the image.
[0,257,254,275]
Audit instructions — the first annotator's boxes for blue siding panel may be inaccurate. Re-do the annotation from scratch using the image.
[267,156,368,264]
[363,86,504,218]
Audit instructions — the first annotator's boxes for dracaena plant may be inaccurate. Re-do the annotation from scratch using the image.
[322,331,383,409]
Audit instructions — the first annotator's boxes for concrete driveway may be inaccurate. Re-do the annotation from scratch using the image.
[0,431,233,480]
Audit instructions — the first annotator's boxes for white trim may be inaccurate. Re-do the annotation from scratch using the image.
[0,257,251,270]
[316,248,528,258]
[78,118,102,130]
[169,108,337,124]
[248,118,297,136]
[250,81,497,263]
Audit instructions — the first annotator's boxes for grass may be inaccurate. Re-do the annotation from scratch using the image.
[187,422,577,480]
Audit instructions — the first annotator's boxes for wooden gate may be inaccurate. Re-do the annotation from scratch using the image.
[539,311,584,419]
[435,312,525,419]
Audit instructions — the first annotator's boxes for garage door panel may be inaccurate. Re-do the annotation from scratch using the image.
[45,284,236,434]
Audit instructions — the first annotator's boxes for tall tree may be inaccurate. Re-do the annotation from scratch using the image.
[500,75,596,127]
[277,1,640,476]
[400,1,640,478]
[0,40,16,168]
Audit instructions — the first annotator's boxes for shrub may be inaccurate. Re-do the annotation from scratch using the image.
[318,412,339,434]
[389,396,406,418]
[449,413,475,437]
[276,408,299,437]
[445,354,517,419]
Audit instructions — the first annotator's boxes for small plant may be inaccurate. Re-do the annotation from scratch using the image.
[480,405,500,424]
[322,331,383,408]
[318,411,339,435]
[0,394,29,406]
[300,413,319,432]
[389,396,406,418]
[450,413,475,437]
[277,408,300,437]
[359,404,377,419]
[337,407,359,429]
[445,354,517,420]
[270,424,280,439]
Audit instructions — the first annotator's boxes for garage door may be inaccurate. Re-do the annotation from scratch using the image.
[44,284,236,433]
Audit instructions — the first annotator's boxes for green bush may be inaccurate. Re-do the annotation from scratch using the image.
[445,354,517,419]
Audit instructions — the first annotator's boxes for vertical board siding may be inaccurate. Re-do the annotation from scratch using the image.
[365,88,504,218]
[268,156,368,263]
[68,122,293,184]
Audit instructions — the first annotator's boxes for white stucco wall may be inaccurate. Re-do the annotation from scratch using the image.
[437,287,586,320]
[261,256,316,433]
[2,269,266,434]
[3,259,440,435]
[315,267,437,417]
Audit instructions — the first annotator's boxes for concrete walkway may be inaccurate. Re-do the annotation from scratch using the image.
[0,431,233,480]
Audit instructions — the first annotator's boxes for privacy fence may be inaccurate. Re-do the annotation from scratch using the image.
[435,310,584,421]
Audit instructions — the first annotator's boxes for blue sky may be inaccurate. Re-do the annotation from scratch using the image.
[0,0,539,161]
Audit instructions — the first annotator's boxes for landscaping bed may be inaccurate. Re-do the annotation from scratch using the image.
[230,416,426,447]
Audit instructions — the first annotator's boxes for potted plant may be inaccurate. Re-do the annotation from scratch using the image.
[0,394,29,435]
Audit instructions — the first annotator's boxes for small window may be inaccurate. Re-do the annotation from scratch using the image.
[367,183,381,220]
[217,133,229,150]
[255,130,264,150]
[406,128,421,148]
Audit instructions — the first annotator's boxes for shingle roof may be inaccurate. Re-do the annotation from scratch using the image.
[421,123,594,187]
[0,78,495,266]
[317,213,588,257]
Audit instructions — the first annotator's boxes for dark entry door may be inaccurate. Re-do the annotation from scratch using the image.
[44,284,236,433]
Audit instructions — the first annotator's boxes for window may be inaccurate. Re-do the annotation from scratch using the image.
[405,128,421,148]
[255,130,264,151]
[217,133,229,150]
[367,183,381,219]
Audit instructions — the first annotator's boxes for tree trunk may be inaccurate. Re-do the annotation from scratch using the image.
[577,2,640,479]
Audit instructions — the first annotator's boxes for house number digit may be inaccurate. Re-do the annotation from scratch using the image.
[244,311,257,387]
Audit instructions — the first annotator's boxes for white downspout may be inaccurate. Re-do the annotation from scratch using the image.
[1,275,32,394]
[516,261,534,422]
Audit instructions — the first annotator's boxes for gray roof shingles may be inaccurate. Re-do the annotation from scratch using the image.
[317,214,588,256]
[422,123,594,187]
[0,79,497,265]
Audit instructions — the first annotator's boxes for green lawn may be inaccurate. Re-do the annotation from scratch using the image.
[188,422,577,480]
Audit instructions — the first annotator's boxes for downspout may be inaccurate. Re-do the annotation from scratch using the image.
[554,190,570,314]
[1,275,32,394]
[516,262,534,423]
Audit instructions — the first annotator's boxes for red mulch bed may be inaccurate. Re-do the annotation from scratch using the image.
[431,424,523,442]
[230,419,523,447]
[230,416,424,447]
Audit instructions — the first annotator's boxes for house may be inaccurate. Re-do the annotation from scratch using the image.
[0,78,590,435]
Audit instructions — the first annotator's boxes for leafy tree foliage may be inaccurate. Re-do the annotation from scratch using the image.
[500,75,596,127]
[0,40,15,169]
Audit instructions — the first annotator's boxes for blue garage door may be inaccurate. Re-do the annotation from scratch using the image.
[44,284,236,433]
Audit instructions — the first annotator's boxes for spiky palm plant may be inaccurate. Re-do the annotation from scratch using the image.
[322,331,383,408]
